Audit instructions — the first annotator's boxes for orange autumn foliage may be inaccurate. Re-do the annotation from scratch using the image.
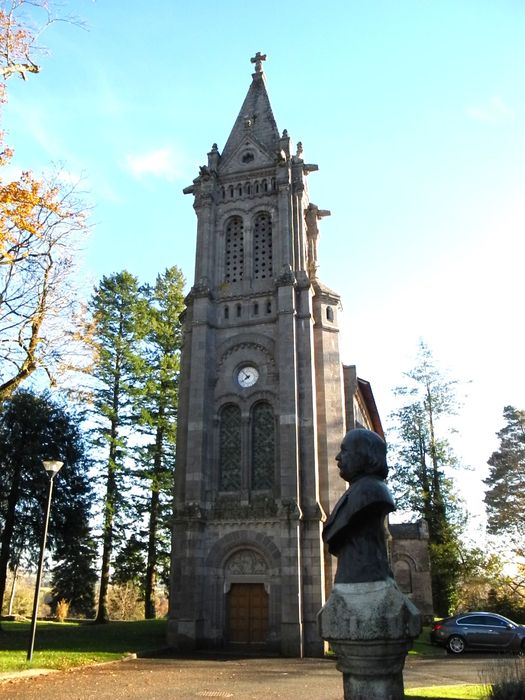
[0,159,66,264]
[0,1,55,261]
[0,2,44,84]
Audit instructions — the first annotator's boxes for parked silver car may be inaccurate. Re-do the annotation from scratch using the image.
[431,611,525,655]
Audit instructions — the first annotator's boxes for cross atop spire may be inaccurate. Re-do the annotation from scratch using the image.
[250,51,267,74]
[221,51,278,162]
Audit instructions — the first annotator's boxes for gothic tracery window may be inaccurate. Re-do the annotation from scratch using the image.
[251,402,275,490]
[219,405,242,491]
[253,212,273,280]
[224,216,244,283]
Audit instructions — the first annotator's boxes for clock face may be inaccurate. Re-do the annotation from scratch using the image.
[237,365,259,388]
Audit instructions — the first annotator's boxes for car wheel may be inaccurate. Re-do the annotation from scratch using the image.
[446,635,466,655]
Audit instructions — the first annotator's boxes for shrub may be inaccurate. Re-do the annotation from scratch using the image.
[107,582,144,620]
[55,599,70,622]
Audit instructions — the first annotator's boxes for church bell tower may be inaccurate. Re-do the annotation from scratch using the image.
[168,53,346,657]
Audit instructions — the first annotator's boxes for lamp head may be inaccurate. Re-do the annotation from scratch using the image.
[42,460,63,477]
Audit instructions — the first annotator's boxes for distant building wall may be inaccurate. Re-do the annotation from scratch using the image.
[390,520,434,622]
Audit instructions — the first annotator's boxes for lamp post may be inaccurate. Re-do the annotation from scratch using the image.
[27,460,63,662]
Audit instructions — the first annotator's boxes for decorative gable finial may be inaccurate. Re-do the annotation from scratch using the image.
[250,51,267,74]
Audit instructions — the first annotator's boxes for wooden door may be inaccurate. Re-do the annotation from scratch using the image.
[227,583,269,644]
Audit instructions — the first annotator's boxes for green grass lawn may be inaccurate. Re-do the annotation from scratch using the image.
[405,630,489,698]
[410,626,444,656]
[405,686,488,699]
[0,619,167,673]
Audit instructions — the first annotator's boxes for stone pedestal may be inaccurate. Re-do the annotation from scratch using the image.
[318,578,421,700]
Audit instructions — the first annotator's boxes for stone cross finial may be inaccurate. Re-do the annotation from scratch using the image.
[250,52,267,73]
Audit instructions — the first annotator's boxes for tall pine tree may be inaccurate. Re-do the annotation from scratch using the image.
[88,271,146,623]
[136,266,184,618]
[484,406,525,548]
[389,341,464,615]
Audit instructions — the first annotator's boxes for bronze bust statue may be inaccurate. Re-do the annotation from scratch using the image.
[323,429,395,584]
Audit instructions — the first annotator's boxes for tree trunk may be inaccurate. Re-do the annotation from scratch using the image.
[0,465,21,627]
[95,425,119,624]
[8,562,19,616]
[95,459,117,624]
[144,423,164,619]
[144,488,159,619]
[95,338,123,624]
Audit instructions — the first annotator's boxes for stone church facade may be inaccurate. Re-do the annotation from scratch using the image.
[167,54,432,657]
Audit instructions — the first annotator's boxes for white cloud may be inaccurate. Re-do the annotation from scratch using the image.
[125,147,181,181]
[466,96,516,124]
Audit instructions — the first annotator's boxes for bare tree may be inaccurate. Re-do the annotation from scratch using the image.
[0,1,90,399]
[0,170,89,401]
[0,0,84,84]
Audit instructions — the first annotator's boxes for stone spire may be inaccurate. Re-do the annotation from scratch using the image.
[220,52,280,163]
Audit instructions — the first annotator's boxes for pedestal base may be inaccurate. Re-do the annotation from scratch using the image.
[318,578,421,700]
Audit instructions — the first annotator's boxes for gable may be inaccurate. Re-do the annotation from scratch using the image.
[219,135,275,178]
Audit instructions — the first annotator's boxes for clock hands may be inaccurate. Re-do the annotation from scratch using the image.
[238,367,258,387]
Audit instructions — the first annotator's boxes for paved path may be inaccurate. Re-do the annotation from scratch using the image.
[0,652,520,699]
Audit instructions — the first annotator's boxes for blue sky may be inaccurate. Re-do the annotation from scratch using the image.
[4,0,525,533]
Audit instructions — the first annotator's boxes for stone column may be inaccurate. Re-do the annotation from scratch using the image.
[318,578,421,700]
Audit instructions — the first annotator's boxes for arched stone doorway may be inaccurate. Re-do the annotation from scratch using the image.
[202,532,281,652]
[224,549,270,647]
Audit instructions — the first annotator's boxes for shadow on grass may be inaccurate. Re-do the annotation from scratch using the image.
[1,619,166,653]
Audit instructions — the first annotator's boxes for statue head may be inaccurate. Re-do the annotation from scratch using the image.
[335,428,388,483]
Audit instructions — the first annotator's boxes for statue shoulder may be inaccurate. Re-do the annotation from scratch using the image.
[323,476,394,545]
[349,475,395,511]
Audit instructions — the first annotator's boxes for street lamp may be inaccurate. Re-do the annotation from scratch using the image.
[27,459,63,662]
